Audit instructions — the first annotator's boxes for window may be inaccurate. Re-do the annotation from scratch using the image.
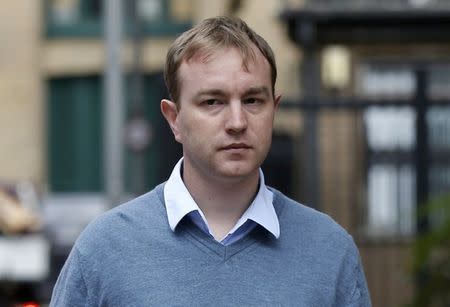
[357,65,416,99]
[358,62,450,237]
[302,0,449,10]
[427,106,450,229]
[47,73,181,194]
[129,0,192,36]
[364,106,416,237]
[45,0,192,37]
[46,0,102,37]
[427,65,450,213]
[359,64,417,237]
[428,65,450,99]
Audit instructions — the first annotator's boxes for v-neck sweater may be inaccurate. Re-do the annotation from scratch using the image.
[50,183,371,307]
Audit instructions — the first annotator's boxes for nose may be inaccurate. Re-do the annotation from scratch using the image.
[225,101,247,134]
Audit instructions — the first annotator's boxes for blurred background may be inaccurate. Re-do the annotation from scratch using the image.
[0,0,449,306]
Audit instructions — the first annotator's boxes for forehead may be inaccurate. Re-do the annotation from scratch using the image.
[177,47,271,96]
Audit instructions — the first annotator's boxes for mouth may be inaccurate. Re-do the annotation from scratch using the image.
[221,143,252,150]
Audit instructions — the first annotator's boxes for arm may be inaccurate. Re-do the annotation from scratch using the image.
[335,238,372,307]
[345,259,371,307]
[50,247,90,307]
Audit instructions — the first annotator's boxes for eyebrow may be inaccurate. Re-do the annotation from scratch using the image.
[194,89,227,98]
[193,86,271,100]
[243,86,271,97]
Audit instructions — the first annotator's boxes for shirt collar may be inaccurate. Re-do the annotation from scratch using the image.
[163,158,280,239]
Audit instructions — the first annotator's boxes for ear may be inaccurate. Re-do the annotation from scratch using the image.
[274,94,282,110]
[160,99,182,143]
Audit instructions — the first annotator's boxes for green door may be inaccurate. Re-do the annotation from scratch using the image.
[48,76,103,192]
[48,73,181,194]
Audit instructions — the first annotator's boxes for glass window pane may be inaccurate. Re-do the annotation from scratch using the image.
[364,106,416,150]
[49,0,80,25]
[367,164,398,236]
[49,0,101,24]
[367,164,416,236]
[398,165,416,235]
[427,106,450,151]
[137,0,164,22]
[428,65,450,99]
[429,165,450,199]
[427,105,450,229]
[357,65,416,99]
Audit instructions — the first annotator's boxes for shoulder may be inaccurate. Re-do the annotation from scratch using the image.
[50,184,171,305]
[271,188,348,237]
[270,188,371,305]
[270,187,357,257]
[74,183,167,254]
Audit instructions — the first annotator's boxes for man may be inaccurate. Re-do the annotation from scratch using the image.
[50,16,371,306]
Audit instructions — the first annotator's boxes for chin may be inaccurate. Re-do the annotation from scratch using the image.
[217,163,258,180]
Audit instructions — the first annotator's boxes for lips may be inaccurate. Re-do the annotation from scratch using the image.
[221,143,252,150]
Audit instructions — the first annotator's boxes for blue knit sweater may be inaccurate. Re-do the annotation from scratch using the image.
[50,183,371,306]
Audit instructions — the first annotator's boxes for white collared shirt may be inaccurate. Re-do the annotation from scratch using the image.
[164,158,280,245]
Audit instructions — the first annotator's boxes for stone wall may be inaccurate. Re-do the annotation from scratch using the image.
[0,1,44,186]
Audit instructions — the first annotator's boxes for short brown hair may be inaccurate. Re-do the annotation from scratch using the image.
[164,16,277,104]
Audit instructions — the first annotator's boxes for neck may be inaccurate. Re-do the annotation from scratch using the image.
[182,159,260,240]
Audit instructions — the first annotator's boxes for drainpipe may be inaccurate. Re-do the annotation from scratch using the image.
[104,0,125,207]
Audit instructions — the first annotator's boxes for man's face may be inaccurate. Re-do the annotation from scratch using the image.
[163,47,280,184]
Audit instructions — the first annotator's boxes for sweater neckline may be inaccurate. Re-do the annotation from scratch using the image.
[177,218,273,261]
[155,182,282,261]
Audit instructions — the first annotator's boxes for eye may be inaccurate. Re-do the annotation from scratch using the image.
[243,98,261,105]
[203,99,221,106]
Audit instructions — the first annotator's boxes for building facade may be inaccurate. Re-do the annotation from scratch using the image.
[1,0,449,305]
